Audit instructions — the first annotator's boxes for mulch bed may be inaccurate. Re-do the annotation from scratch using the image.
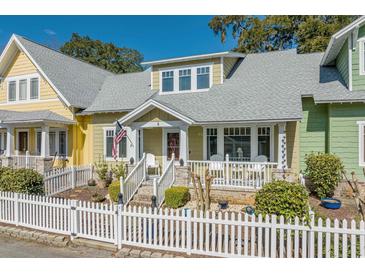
[309,196,361,221]
[54,186,109,203]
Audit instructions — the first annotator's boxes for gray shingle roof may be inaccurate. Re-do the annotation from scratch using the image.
[0,110,75,124]
[79,48,365,121]
[16,35,113,109]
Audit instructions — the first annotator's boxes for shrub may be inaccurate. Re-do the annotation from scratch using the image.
[108,181,120,203]
[94,157,109,181]
[0,168,44,195]
[165,186,190,209]
[111,161,126,180]
[255,181,310,222]
[305,152,344,198]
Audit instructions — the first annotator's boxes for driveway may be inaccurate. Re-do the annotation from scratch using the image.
[0,236,115,258]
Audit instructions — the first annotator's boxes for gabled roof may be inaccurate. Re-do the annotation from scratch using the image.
[321,16,365,66]
[0,34,113,109]
[141,51,245,66]
[0,110,75,124]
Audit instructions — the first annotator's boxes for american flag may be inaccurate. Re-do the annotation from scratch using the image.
[112,121,127,159]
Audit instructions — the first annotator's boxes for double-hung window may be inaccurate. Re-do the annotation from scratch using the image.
[258,127,271,160]
[197,66,210,89]
[8,81,16,102]
[104,128,127,159]
[162,71,174,92]
[19,79,27,101]
[179,69,191,91]
[206,128,218,160]
[30,78,39,99]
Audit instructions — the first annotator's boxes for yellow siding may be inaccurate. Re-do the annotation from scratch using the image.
[91,112,127,164]
[136,108,178,122]
[223,58,238,78]
[151,57,222,90]
[188,126,203,160]
[143,128,162,166]
[286,121,300,174]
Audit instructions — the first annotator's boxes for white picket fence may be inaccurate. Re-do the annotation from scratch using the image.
[120,154,146,205]
[188,158,277,190]
[43,165,93,196]
[153,155,176,208]
[0,191,364,258]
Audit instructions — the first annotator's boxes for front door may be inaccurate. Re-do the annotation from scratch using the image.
[163,129,180,166]
[18,131,28,154]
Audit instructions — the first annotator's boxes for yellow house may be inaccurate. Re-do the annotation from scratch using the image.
[0,34,300,179]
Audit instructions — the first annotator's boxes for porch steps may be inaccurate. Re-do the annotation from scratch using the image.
[127,180,155,207]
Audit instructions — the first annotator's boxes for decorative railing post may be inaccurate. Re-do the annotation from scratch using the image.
[151,178,158,208]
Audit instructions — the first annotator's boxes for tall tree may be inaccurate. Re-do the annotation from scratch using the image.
[209,16,359,54]
[60,33,143,73]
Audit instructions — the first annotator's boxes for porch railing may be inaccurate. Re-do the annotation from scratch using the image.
[187,158,277,190]
[153,153,176,208]
[12,152,42,170]
[120,153,146,205]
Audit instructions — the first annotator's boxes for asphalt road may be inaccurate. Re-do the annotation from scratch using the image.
[0,236,115,258]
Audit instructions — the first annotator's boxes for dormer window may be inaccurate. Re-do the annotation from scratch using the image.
[197,66,210,89]
[179,69,191,91]
[159,63,212,94]
[162,71,174,92]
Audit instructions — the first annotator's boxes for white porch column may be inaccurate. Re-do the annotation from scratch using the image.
[5,126,14,157]
[277,122,287,170]
[179,126,189,164]
[251,125,258,161]
[126,127,137,163]
[41,125,49,158]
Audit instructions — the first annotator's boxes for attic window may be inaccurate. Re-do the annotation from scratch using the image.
[6,73,40,103]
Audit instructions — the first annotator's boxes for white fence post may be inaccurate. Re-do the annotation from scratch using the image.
[117,204,123,249]
[14,192,19,226]
[270,215,277,258]
[225,154,229,185]
[120,176,124,202]
[71,166,76,189]
[70,200,78,240]
[186,209,192,255]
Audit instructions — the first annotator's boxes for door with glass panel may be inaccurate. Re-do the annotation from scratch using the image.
[18,131,28,154]
[164,129,180,166]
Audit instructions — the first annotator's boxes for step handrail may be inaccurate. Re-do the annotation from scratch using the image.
[153,153,176,208]
[120,153,146,205]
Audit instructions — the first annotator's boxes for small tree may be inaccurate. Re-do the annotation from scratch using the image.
[305,152,344,198]
[111,161,126,180]
[255,181,310,222]
[191,169,213,211]
[94,156,108,181]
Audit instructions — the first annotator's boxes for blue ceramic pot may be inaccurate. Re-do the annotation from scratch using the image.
[320,198,342,209]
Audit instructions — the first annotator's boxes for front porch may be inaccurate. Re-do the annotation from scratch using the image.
[0,110,74,173]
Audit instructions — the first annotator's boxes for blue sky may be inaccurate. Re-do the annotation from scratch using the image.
[0,16,237,61]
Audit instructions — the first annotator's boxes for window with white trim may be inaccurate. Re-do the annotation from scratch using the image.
[258,127,271,160]
[104,128,127,159]
[35,129,67,157]
[0,132,7,154]
[160,64,212,93]
[162,71,174,92]
[360,40,365,75]
[197,66,210,89]
[6,74,40,102]
[224,127,251,161]
[206,128,217,160]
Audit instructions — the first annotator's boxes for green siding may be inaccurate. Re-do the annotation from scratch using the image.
[336,38,349,87]
[300,98,328,171]
[329,103,365,179]
[352,25,365,91]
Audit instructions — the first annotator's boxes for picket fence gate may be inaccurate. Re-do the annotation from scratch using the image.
[43,165,93,196]
[0,191,364,258]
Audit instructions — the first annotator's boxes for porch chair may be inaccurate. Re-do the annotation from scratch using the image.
[146,153,160,176]
[246,155,268,187]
